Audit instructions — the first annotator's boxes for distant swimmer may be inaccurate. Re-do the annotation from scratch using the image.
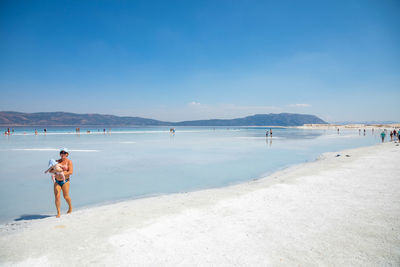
[390,131,393,141]
[265,130,268,137]
[359,129,361,135]
[35,129,38,135]
[380,130,386,143]
[270,128,272,137]
[363,129,366,136]
[44,128,47,135]
[337,128,339,134]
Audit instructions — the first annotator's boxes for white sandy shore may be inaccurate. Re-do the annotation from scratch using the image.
[298,123,400,129]
[1,143,400,266]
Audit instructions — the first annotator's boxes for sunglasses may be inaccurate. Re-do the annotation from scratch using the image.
[60,151,68,155]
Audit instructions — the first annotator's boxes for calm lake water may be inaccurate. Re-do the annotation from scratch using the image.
[0,126,382,223]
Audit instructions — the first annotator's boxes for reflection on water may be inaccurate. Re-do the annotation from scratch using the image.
[0,126,380,223]
[265,137,273,148]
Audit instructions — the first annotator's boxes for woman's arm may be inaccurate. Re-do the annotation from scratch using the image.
[63,160,73,177]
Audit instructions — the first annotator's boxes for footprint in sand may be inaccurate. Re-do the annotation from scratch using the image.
[55,225,66,229]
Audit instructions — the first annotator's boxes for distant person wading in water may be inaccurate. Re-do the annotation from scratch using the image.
[53,148,73,218]
[381,130,386,143]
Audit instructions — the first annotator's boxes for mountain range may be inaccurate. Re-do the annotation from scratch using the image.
[0,111,327,126]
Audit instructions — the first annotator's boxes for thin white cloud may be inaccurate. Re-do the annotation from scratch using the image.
[288,104,311,108]
[189,101,202,106]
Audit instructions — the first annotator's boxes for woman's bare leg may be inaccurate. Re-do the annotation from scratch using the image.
[62,181,72,213]
[53,183,61,217]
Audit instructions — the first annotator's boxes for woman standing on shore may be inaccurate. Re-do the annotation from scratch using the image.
[54,148,73,218]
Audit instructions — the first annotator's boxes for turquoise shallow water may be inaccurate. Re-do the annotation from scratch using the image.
[0,126,382,223]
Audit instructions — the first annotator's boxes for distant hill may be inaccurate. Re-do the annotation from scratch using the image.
[0,111,327,126]
[0,111,167,126]
[175,113,326,126]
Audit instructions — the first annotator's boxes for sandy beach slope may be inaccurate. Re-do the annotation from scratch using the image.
[1,142,399,266]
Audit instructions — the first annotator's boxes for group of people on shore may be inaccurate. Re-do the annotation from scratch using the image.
[352,128,400,143]
[3,128,14,135]
[75,128,111,134]
[4,128,114,135]
[4,128,48,135]
[380,129,400,142]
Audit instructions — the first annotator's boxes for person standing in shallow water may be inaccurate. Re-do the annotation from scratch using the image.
[381,130,386,143]
[53,148,73,218]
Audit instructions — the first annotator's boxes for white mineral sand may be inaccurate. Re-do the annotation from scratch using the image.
[1,142,399,266]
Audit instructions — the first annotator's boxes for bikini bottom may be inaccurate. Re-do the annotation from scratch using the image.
[55,178,70,187]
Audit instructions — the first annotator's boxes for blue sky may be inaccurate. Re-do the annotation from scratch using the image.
[0,0,399,122]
